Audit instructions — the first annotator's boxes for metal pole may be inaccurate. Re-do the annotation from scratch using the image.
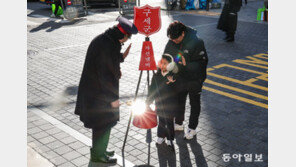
[122,70,143,153]
[146,70,151,166]
[83,0,88,15]
[146,129,152,166]
[119,0,122,15]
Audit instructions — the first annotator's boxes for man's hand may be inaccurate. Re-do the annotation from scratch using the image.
[123,43,132,59]
[178,56,186,66]
[111,100,120,108]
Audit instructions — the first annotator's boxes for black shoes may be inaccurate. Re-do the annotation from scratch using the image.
[225,37,235,42]
[224,36,235,42]
[224,33,235,42]
[90,148,117,164]
[105,150,115,157]
[91,155,117,164]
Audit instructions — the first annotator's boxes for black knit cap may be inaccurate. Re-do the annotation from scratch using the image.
[116,17,138,35]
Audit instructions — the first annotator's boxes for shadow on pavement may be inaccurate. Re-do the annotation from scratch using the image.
[27,85,148,110]
[29,18,86,33]
[156,143,177,167]
[64,86,78,95]
[175,132,208,167]
[63,85,148,100]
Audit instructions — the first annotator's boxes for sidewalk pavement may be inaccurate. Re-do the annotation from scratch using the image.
[176,0,267,24]
[28,146,55,167]
[27,0,268,166]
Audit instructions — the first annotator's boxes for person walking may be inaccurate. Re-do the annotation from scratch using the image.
[217,0,242,42]
[51,0,65,18]
[74,17,138,164]
[164,21,208,140]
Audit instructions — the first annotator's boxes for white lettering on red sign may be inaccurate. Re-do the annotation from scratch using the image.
[143,18,151,25]
[143,26,152,33]
[145,51,151,56]
[143,9,151,17]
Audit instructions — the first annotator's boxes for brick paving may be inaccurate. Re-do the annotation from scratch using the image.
[27,1,267,166]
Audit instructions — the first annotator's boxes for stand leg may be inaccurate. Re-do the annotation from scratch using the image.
[135,71,144,100]
[83,0,88,15]
[146,70,151,166]
[146,129,152,166]
[122,71,143,165]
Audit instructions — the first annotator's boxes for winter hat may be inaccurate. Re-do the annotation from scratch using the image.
[116,17,138,35]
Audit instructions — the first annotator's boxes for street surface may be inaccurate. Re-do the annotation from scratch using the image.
[27,0,267,166]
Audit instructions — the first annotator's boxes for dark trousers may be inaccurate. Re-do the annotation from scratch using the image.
[92,128,111,157]
[226,12,238,38]
[217,4,238,38]
[157,116,175,140]
[175,87,201,129]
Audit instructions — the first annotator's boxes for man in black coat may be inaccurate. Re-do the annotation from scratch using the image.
[164,21,208,140]
[217,0,242,42]
[74,17,138,164]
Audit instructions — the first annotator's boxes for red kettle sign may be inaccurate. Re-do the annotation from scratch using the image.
[139,41,157,70]
[134,5,161,36]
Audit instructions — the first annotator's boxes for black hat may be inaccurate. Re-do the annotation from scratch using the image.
[116,17,138,35]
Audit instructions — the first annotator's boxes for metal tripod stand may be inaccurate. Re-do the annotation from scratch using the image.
[122,36,155,167]
[122,68,155,167]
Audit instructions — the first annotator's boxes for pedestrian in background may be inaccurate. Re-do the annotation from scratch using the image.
[217,0,242,42]
[146,54,179,151]
[164,21,208,140]
[264,0,268,9]
[51,0,65,18]
[74,17,138,164]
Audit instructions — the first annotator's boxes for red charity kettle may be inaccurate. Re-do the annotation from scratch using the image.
[133,106,157,129]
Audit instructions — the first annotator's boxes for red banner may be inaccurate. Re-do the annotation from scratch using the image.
[134,5,161,36]
[139,41,157,71]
